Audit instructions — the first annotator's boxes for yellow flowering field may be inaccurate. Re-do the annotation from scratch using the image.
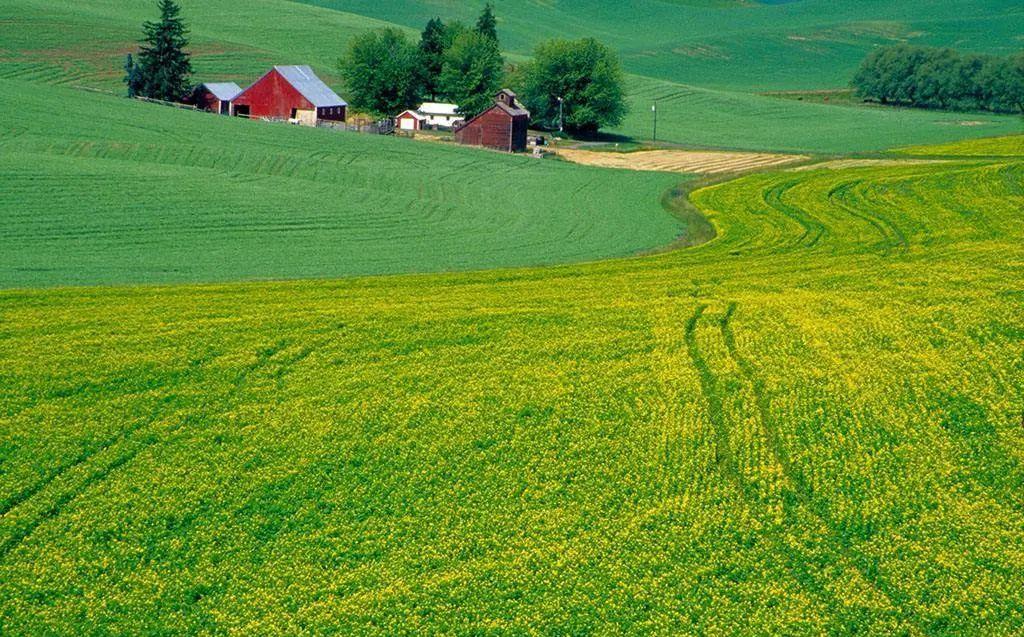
[1,150,1023,633]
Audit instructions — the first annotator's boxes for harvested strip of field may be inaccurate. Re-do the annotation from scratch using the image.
[789,158,952,171]
[554,148,807,175]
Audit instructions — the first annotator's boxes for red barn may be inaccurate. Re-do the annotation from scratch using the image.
[454,90,530,152]
[186,82,242,114]
[232,65,346,125]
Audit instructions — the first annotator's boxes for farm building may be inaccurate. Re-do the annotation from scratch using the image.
[232,65,346,126]
[187,82,242,115]
[418,103,463,129]
[395,109,426,131]
[454,90,530,152]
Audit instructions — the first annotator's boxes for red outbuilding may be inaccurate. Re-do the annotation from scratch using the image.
[186,82,242,115]
[232,65,347,125]
[454,90,530,152]
[395,109,426,131]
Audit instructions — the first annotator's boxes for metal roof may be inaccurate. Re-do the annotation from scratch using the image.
[418,102,460,116]
[274,65,347,107]
[201,82,242,101]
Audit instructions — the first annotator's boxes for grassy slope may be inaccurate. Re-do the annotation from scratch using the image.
[0,80,684,287]
[3,0,1022,153]
[2,144,1023,633]
[306,0,1024,89]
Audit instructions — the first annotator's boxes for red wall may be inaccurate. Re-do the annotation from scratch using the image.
[233,69,314,119]
[455,107,528,152]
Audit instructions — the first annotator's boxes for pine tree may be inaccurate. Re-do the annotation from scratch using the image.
[419,18,447,100]
[476,3,498,43]
[123,54,144,98]
[134,0,193,102]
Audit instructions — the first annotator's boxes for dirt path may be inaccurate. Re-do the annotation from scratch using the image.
[554,148,808,175]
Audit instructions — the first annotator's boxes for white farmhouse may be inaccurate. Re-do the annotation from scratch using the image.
[418,103,463,129]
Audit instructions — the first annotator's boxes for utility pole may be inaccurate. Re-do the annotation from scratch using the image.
[652,102,657,142]
[557,96,564,133]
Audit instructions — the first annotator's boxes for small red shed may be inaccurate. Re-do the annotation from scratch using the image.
[454,90,530,152]
[395,109,426,131]
[232,65,347,125]
[187,83,242,115]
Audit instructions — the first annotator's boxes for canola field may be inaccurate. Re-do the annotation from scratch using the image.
[2,139,1022,633]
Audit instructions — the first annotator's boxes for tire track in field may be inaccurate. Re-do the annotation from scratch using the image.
[826,180,908,256]
[718,302,925,634]
[0,351,222,518]
[682,304,848,620]
[0,411,195,561]
[0,337,330,562]
[761,179,827,249]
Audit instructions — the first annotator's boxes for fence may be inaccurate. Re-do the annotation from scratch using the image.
[317,119,397,135]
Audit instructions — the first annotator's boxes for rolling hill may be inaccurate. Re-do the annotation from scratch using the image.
[2,139,1022,633]
[3,0,1022,152]
[0,79,684,287]
[1,1,1024,633]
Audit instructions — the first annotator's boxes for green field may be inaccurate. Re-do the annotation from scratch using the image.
[3,0,1022,152]
[2,0,1024,633]
[2,140,1023,633]
[0,79,685,287]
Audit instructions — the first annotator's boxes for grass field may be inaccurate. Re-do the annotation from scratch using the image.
[3,0,1022,153]
[2,140,1023,633]
[302,0,1024,89]
[0,80,685,287]
[616,75,1022,154]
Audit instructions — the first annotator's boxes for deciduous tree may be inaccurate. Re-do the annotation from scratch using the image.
[439,31,504,117]
[518,38,627,134]
[341,28,422,116]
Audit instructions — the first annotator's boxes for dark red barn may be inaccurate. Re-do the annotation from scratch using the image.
[232,65,346,125]
[454,90,530,152]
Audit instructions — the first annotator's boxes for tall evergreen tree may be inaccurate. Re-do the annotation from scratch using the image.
[131,0,193,101]
[419,18,447,100]
[476,3,498,43]
[123,54,144,98]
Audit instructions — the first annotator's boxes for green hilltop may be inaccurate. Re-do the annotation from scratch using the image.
[3,0,1022,152]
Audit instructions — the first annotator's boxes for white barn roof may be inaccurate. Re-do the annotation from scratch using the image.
[418,102,459,116]
[274,65,347,107]
[201,82,242,101]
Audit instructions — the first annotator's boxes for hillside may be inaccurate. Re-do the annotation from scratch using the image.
[305,0,1024,89]
[2,1,1024,632]
[0,80,684,287]
[2,140,1022,633]
[3,0,1022,152]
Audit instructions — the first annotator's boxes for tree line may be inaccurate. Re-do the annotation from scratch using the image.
[852,44,1024,114]
[340,4,626,133]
